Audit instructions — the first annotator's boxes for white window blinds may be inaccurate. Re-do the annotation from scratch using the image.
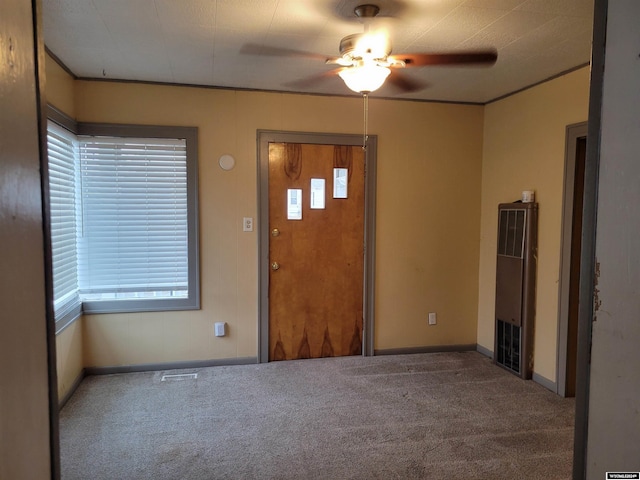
[77,136,189,301]
[47,122,81,325]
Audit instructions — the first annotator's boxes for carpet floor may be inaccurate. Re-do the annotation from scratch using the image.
[59,351,575,479]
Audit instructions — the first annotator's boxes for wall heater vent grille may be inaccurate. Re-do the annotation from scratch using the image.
[494,202,538,379]
[496,319,521,374]
[498,209,526,258]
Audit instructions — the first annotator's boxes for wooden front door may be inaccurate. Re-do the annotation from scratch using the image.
[267,142,365,361]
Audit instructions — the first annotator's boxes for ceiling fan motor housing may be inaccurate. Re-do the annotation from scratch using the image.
[339,33,392,61]
[354,4,380,18]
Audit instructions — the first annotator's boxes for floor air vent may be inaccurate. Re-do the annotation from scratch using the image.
[494,202,537,379]
[161,373,198,381]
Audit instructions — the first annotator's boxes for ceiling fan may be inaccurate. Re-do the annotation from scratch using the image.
[241,3,498,95]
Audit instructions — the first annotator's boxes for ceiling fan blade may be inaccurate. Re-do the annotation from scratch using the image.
[240,43,331,61]
[385,70,428,93]
[283,68,343,89]
[390,50,498,67]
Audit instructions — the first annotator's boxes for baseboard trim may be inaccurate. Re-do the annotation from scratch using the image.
[476,345,557,392]
[476,344,494,359]
[85,356,258,376]
[532,372,557,393]
[59,368,86,410]
[374,344,477,356]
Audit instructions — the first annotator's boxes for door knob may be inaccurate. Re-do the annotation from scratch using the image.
[271,262,280,271]
[271,228,280,237]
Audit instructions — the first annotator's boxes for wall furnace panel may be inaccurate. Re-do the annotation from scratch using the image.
[494,202,538,379]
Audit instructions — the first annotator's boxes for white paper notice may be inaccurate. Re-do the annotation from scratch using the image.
[287,189,302,220]
[310,178,326,209]
[333,168,348,199]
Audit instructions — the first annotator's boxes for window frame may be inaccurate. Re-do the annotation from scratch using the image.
[47,106,200,327]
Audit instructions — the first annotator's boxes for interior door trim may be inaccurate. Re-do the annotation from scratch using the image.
[573,0,607,475]
[257,130,377,363]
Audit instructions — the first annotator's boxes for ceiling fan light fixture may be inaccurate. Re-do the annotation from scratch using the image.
[338,64,390,93]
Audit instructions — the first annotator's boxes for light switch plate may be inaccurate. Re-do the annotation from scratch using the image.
[243,217,253,232]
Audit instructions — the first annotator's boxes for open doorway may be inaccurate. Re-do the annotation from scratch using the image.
[557,121,588,397]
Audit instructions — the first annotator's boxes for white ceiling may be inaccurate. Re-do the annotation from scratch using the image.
[42,0,594,104]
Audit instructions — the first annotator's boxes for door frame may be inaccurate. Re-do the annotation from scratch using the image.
[556,121,588,397]
[257,130,377,363]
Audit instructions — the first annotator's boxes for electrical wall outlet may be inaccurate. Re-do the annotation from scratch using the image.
[214,322,226,337]
[243,217,253,232]
[428,312,437,325]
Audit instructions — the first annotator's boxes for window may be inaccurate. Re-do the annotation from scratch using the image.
[47,111,199,331]
[47,122,82,329]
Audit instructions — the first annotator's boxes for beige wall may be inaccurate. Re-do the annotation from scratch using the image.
[67,79,485,367]
[55,321,83,400]
[45,53,75,118]
[47,55,591,387]
[372,100,484,349]
[477,67,591,382]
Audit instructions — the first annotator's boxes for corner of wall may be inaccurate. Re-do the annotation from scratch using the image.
[476,67,591,383]
[55,317,85,403]
[45,51,76,119]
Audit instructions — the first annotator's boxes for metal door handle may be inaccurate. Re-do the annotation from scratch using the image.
[271,262,280,271]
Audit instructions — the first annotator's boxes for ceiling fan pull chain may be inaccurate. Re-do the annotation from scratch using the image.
[362,92,369,151]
